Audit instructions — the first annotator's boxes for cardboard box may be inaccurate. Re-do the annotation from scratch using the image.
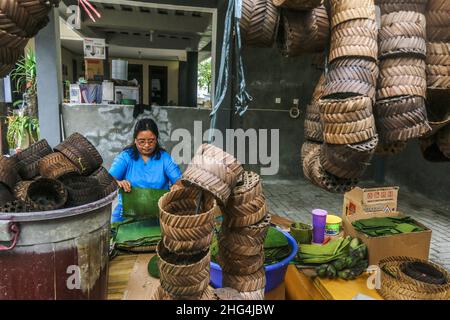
[343,186,399,217]
[343,211,432,265]
[85,59,104,81]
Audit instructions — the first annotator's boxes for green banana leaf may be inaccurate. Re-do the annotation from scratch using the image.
[121,187,168,219]
[114,219,162,246]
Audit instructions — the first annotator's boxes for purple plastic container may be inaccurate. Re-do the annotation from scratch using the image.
[312,209,328,244]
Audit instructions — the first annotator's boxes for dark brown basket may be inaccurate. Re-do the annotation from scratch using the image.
[217,247,264,275]
[224,213,271,240]
[223,195,268,228]
[277,5,329,56]
[426,42,450,66]
[377,76,427,100]
[332,18,378,39]
[54,133,103,175]
[227,171,262,208]
[240,0,280,48]
[222,268,266,292]
[13,139,53,180]
[90,167,118,198]
[0,183,15,206]
[301,140,322,166]
[323,78,376,100]
[157,241,210,276]
[427,26,450,42]
[0,47,22,77]
[379,122,431,144]
[0,156,20,190]
[0,199,35,213]
[272,0,323,10]
[163,233,214,255]
[38,152,81,180]
[312,73,326,103]
[59,175,102,207]
[160,267,210,288]
[377,0,428,14]
[219,232,264,256]
[377,108,429,131]
[14,178,67,211]
[374,95,426,118]
[378,36,427,60]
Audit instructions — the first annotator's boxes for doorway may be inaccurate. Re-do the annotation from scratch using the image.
[149,66,168,106]
[128,64,144,104]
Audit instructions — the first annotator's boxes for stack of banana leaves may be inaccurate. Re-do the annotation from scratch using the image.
[352,216,424,237]
[296,236,369,281]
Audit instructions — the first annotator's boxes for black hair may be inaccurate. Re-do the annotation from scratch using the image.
[123,118,164,160]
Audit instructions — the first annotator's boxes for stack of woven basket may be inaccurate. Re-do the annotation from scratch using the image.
[0,0,61,77]
[219,171,270,300]
[374,0,431,152]
[275,0,330,56]
[419,0,450,161]
[0,133,117,212]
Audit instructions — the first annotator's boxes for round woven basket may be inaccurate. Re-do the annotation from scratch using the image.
[0,0,42,37]
[160,267,210,288]
[374,95,426,118]
[320,95,372,114]
[376,108,429,131]
[326,63,378,87]
[240,0,280,48]
[377,256,450,300]
[151,285,213,301]
[377,0,428,14]
[239,289,266,300]
[223,195,268,228]
[90,167,118,198]
[0,199,35,213]
[157,241,210,276]
[305,103,324,143]
[322,105,373,124]
[161,275,210,298]
[379,122,431,144]
[227,171,262,208]
[13,178,67,211]
[427,0,450,11]
[379,57,426,79]
[272,0,323,10]
[219,232,264,257]
[332,18,378,39]
[437,124,450,158]
[312,73,326,103]
[182,144,244,206]
[0,155,20,190]
[163,233,213,255]
[12,139,52,180]
[330,0,376,28]
[223,213,271,242]
[426,42,450,66]
[376,81,427,100]
[54,133,103,175]
[323,79,376,100]
[38,152,81,179]
[220,225,266,246]
[0,183,15,206]
[376,141,408,156]
[380,11,426,36]
[59,175,102,207]
[320,136,377,179]
[329,36,378,63]
[427,26,450,42]
[222,268,266,292]
[301,140,322,165]
[159,186,216,228]
[217,250,265,276]
[323,116,376,137]
[378,36,427,59]
[277,5,329,56]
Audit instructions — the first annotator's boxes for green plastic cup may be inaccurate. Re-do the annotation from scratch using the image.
[290,222,313,244]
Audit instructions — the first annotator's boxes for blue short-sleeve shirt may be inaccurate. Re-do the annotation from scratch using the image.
[109,148,182,222]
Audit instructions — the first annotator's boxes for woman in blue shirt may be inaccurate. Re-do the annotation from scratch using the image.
[109,118,182,223]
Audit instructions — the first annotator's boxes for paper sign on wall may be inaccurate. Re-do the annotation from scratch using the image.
[83,38,105,60]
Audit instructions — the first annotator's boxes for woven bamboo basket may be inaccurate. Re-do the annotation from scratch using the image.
[320,95,372,114]
[222,268,266,292]
[329,37,378,63]
[323,79,376,100]
[419,135,449,162]
[375,95,426,118]
[0,155,20,190]
[322,105,373,124]
[159,186,216,228]
[157,241,210,276]
[226,171,262,208]
[12,139,52,180]
[380,11,426,33]
[332,18,378,40]
[217,251,265,276]
[0,0,40,37]
[272,0,322,10]
[223,195,267,228]
[376,141,408,156]
[160,220,215,242]
[38,152,81,179]
[312,73,326,102]
[426,42,450,66]
[59,175,102,207]
[427,0,450,11]
[380,21,427,41]
[379,57,426,79]
[239,289,266,300]
[151,285,213,300]
[277,5,329,56]
[323,126,377,145]
[379,122,432,143]
[0,183,15,206]
[377,256,450,300]
[330,0,376,28]
[90,167,118,198]
[326,64,378,87]
[54,133,103,175]
[0,199,35,213]
[377,0,428,14]
[379,36,427,59]
[320,137,377,179]
[221,224,267,246]
[437,124,450,158]
[161,275,210,298]
[182,144,244,206]
[301,141,322,165]
[223,213,271,243]
[323,115,376,136]
[13,178,67,211]
[211,288,244,300]
[305,103,324,143]
[427,26,450,42]
[376,83,427,100]
[160,268,210,288]
[0,28,29,49]
[219,233,264,256]
[240,0,280,48]
[163,232,214,254]
[377,108,429,131]
[427,75,450,89]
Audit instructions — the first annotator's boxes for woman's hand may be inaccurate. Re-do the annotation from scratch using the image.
[170,180,184,191]
[117,180,132,193]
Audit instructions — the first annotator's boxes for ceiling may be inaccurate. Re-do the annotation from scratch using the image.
[59,0,213,61]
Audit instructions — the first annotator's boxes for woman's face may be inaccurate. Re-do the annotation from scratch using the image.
[135,130,157,156]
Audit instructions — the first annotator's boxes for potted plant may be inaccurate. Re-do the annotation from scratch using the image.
[6,110,40,152]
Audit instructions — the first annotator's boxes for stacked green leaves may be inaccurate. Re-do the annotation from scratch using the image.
[352,216,424,237]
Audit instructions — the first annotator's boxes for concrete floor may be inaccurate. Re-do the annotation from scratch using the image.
[263,178,450,271]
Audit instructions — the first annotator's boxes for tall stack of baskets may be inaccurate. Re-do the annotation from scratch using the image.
[0,0,61,77]
[419,0,450,161]
[0,133,117,212]
[374,0,431,153]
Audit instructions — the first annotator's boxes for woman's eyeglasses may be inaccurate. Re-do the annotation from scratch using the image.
[136,139,156,146]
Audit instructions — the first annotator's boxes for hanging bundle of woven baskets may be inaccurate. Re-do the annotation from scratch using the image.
[376,0,428,14]
[329,0,377,29]
[12,139,53,180]
[0,0,61,77]
[59,175,102,207]
[305,74,325,143]
[426,0,450,42]
[377,256,450,300]
[38,151,81,179]
[159,187,217,254]
[426,42,450,90]
[272,0,323,10]
[14,177,67,211]
[277,5,329,56]
[240,0,280,48]
[0,155,20,191]
[182,143,244,206]
[54,132,103,176]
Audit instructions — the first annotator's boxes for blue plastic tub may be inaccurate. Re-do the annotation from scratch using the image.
[210,229,298,292]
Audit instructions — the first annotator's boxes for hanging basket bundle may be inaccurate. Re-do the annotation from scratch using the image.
[426,43,450,90]
[222,267,266,292]
[240,0,280,48]
[377,0,428,14]
[0,183,15,206]
[374,95,426,118]
[182,144,244,206]
[329,0,376,29]
[376,74,427,100]
[377,256,450,300]
[0,155,20,190]
[13,178,67,211]
[426,8,450,41]
[277,5,329,56]
[272,0,323,10]
[329,35,378,63]
[305,103,323,142]
[12,139,53,180]
[320,136,378,179]
[90,167,118,198]
[38,152,81,179]
[59,175,102,207]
